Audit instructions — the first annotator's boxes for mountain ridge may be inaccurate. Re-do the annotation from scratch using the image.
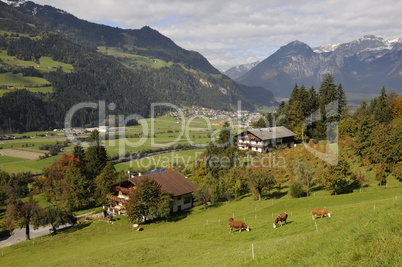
[234,35,402,99]
[0,1,275,133]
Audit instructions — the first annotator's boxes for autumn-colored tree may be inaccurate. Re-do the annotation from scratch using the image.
[5,197,42,240]
[390,95,402,119]
[223,167,249,200]
[338,117,359,138]
[367,122,402,170]
[391,162,402,182]
[374,163,387,186]
[293,159,315,196]
[126,178,171,223]
[272,167,286,193]
[39,154,82,203]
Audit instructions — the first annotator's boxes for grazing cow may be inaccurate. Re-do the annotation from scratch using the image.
[273,212,288,228]
[132,223,143,231]
[311,208,331,220]
[228,218,250,233]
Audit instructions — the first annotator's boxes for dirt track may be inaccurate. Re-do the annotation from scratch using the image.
[0,149,45,160]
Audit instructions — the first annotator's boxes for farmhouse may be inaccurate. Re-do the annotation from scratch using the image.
[236,126,296,153]
[106,169,198,215]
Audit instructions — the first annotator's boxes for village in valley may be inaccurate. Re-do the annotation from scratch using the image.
[0,0,401,265]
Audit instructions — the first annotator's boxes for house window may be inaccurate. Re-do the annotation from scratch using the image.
[184,197,191,204]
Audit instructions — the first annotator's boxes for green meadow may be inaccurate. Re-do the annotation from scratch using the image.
[0,50,74,73]
[0,116,401,265]
[97,46,174,69]
[0,116,222,174]
[0,184,400,266]
[0,50,74,96]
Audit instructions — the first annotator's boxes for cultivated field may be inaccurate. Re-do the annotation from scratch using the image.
[0,184,400,266]
[0,116,225,174]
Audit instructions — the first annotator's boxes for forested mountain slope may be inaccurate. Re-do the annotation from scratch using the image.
[0,1,274,133]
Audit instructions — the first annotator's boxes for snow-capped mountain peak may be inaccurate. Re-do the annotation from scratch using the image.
[313,43,340,53]
[1,0,26,7]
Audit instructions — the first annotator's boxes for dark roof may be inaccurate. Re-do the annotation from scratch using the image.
[238,126,296,140]
[128,170,198,197]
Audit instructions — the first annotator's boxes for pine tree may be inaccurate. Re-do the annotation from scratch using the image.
[336,84,348,119]
[85,130,108,179]
[306,86,319,115]
[369,86,392,123]
[73,144,86,164]
[94,161,118,205]
[62,163,91,211]
[318,74,337,122]
[354,115,379,157]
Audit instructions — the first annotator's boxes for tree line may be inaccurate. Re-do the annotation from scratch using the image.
[188,75,402,205]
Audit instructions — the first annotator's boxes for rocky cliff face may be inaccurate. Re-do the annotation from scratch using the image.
[235,35,402,99]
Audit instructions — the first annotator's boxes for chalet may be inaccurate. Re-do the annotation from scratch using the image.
[236,126,296,153]
[106,169,198,215]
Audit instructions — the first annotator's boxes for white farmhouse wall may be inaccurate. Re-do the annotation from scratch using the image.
[172,194,193,212]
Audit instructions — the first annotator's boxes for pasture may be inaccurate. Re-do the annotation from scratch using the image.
[0,184,400,266]
[0,116,223,174]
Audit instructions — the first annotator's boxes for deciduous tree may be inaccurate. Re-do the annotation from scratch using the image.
[5,197,42,240]
[248,167,275,201]
[126,178,171,223]
[41,205,76,233]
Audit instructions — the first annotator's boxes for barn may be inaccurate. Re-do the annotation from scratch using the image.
[106,169,198,215]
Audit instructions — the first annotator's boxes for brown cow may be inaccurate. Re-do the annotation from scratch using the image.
[228,218,250,233]
[311,208,331,220]
[273,212,288,228]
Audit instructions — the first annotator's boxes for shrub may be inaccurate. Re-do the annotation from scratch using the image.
[288,180,306,198]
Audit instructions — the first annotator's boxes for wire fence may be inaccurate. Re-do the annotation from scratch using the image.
[207,194,401,262]
[204,195,401,230]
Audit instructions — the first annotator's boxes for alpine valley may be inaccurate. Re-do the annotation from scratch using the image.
[0,0,275,133]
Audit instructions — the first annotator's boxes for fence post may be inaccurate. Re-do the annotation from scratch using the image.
[252,244,255,260]
[315,222,318,232]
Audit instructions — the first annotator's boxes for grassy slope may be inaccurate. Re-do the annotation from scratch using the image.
[0,49,74,96]
[0,185,401,266]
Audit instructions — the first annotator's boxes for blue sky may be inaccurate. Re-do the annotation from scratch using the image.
[28,0,402,71]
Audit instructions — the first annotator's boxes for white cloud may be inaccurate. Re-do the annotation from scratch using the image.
[31,0,402,71]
